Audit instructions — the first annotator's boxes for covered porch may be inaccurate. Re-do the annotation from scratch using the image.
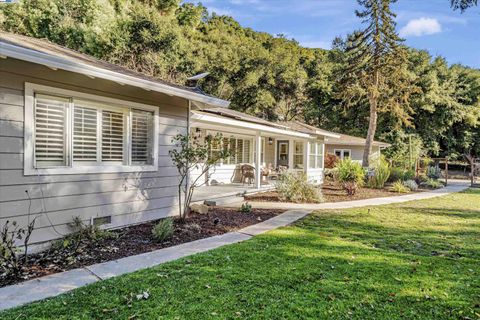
[190,109,340,201]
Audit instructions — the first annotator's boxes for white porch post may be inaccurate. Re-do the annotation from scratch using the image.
[255,132,262,189]
[305,140,311,177]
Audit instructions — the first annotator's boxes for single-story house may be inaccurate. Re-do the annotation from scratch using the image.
[0,32,229,248]
[190,108,340,188]
[324,133,391,163]
[0,32,390,248]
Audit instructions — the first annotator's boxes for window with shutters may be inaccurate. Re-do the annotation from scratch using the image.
[24,83,159,175]
[209,134,252,165]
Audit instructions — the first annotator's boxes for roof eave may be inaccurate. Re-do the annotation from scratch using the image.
[192,112,313,139]
[0,42,230,108]
[315,130,341,138]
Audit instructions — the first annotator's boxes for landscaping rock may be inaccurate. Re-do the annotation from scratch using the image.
[204,200,217,206]
[190,203,209,214]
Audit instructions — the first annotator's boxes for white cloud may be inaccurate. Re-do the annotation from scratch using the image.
[400,17,442,37]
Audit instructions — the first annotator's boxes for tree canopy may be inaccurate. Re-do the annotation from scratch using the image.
[1,0,479,160]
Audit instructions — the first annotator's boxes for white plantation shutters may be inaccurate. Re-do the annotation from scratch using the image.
[73,105,98,161]
[28,85,158,174]
[102,110,125,162]
[131,109,154,164]
[243,139,251,163]
[34,94,69,167]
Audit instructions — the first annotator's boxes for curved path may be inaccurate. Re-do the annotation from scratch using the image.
[235,180,470,210]
[0,180,470,311]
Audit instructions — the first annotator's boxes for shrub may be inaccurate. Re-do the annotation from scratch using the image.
[61,217,114,252]
[240,202,252,213]
[152,218,174,242]
[276,172,324,203]
[367,156,390,189]
[388,167,405,182]
[388,167,415,182]
[391,180,410,193]
[324,168,339,182]
[404,169,416,181]
[0,218,37,279]
[335,158,365,195]
[324,154,338,168]
[421,178,444,189]
[403,179,418,191]
[427,166,441,180]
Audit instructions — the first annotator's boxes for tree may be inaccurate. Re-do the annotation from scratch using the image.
[169,133,229,221]
[450,0,478,11]
[336,0,413,167]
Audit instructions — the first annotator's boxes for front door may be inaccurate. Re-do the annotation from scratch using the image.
[277,140,289,168]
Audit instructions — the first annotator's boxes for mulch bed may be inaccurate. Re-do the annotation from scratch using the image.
[0,207,284,288]
[244,181,423,203]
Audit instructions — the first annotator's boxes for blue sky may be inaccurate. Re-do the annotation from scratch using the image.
[184,0,480,68]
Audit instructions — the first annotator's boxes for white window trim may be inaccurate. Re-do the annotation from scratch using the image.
[293,141,304,170]
[24,83,159,175]
[206,130,254,166]
[308,141,324,170]
[334,149,352,160]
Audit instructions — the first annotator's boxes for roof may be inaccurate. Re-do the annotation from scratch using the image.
[279,121,340,139]
[194,108,390,147]
[325,133,391,148]
[193,109,340,138]
[0,32,229,108]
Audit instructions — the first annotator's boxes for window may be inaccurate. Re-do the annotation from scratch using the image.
[212,135,252,165]
[315,142,323,168]
[334,149,351,160]
[293,141,304,169]
[308,141,324,169]
[25,83,159,175]
[308,142,316,169]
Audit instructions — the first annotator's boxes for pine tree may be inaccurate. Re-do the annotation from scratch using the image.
[451,0,478,12]
[337,0,413,167]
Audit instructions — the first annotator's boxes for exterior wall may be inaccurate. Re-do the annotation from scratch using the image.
[264,138,275,166]
[325,144,380,163]
[0,58,187,246]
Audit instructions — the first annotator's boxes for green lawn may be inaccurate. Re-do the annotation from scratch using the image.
[3,189,479,320]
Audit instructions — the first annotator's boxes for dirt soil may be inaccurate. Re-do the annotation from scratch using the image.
[245,181,421,203]
[1,207,284,288]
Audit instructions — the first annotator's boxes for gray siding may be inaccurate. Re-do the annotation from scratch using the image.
[325,144,380,162]
[0,58,187,246]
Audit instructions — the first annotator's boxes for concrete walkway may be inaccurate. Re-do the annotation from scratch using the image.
[233,180,470,210]
[0,180,469,311]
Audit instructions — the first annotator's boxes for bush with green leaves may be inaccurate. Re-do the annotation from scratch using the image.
[367,156,390,189]
[421,178,444,189]
[240,202,252,213]
[152,218,174,242]
[323,168,339,182]
[391,180,410,193]
[335,158,365,195]
[388,167,415,182]
[276,172,323,203]
[56,217,115,253]
[403,179,418,191]
[427,166,441,180]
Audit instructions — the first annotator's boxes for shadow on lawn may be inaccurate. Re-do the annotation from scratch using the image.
[398,207,480,219]
[296,213,479,260]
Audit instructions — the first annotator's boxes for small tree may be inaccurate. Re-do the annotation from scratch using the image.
[169,133,230,221]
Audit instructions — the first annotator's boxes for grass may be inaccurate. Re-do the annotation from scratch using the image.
[2,189,479,319]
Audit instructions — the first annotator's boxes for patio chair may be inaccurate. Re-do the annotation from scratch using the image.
[240,164,255,185]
